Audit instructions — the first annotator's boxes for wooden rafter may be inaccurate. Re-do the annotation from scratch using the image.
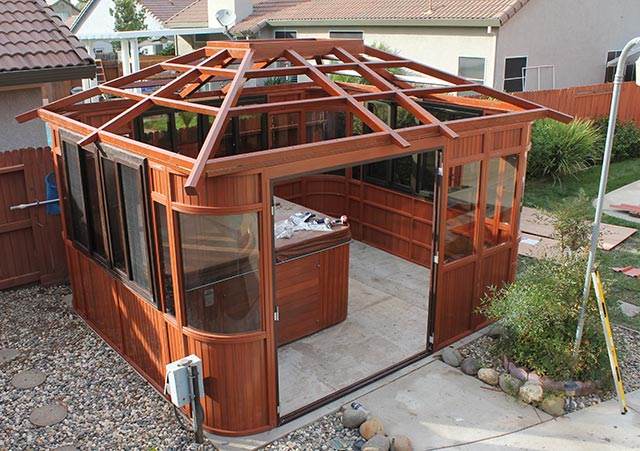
[333,47,458,139]
[184,49,255,195]
[78,50,230,147]
[284,49,410,149]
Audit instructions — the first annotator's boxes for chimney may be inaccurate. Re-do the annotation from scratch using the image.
[208,0,253,28]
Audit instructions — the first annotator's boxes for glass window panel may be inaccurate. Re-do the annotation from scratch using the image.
[63,142,89,248]
[329,31,364,40]
[271,112,299,148]
[155,203,175,316]
[445,161,480,263]
[174,111,199,157]
[79,149,106,258]
[485,155,518,248]
[275,30,297,39]
[418,151,437,199]
[203,115,234,157]
[305,111,346,143]
[459,57,485,84]
[102,158,126,271]
[141,113,172,150]
[238,114,265,153]
[367,101,391,125]
[395,106,420,129]
[119,164,151,292]
[391,155,413,190]
[180,212,261,334]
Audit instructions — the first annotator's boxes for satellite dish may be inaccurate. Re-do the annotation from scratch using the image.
[216,9,236,27]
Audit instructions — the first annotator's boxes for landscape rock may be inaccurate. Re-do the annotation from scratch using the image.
[362,434,389,451]
[540,395,566,416]
[442,347,463,367]
[499,373,523,396]
[477,368,499,386]
[360,418,385,440]
[619,301,640,318]
[460,357,479,375]
[342,407,367,428]
[389,435,413,451]
[518,382,544,404]
[486,322,505,338]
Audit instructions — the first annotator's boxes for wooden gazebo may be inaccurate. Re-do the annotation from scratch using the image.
[18,39,569,435]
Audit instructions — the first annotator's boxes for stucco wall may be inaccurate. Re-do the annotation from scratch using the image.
[496,0,640,90]
[264,25,497,87]
[0,87,48,152]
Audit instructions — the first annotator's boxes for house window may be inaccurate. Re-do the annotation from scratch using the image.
[329,31,364,40]
[458,57,485,85]
[604,50,636,83]
[504,57,527,92]
[275,30,297,39]
[59,135,156,302]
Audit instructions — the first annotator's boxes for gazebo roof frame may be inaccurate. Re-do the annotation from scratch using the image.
[17,38,570,195]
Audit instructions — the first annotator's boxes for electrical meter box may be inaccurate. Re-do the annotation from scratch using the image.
[165,354,205,408]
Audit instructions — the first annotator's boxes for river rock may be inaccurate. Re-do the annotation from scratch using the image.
[442,347,463,367]
[460,357,479,375]
[362,434,389,451]
[499,373,523,396]
[342,407,367,428]
[389,435,413,451]
[360,418,385,440]
[540,395,565,416]
[486,322,505,338]
[477,368,499,386]
[518,382,544,404]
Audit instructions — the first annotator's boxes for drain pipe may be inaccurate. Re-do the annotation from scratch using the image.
[574,36,640,355]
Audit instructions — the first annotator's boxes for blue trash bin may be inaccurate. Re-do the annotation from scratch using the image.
[45,172,61,215]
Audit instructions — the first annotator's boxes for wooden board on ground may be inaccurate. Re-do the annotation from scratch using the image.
[520,206,636,252]
[518,233,563,260]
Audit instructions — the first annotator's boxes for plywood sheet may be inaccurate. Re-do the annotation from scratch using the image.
[519,206,636,251]
[518,233,563,260]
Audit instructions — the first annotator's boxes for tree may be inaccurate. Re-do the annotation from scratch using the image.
[110,0,146,32]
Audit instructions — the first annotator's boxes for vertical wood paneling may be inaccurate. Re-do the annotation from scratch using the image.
[515,81,640,124]
[452,134,484,160]
[0,147,67,288]
[320,243,349,326]
[435,260,476,347]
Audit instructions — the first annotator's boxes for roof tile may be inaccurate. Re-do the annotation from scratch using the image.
[138,0,198,23]
[0,0,93,74]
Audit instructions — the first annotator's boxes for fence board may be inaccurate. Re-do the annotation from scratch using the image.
[516,82,640,124]
[0,147,67,289]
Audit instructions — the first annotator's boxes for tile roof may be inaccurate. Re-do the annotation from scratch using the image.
[166,0,209,27]
[0,0,94,78]
[138,0,197,23]
[240,0,530,32]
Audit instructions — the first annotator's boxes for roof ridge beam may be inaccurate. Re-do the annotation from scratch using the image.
[333,47,458,140]
[185,49,255,195]
[284,49,410,149]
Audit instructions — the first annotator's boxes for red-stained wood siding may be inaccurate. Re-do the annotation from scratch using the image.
[0,147,67,289]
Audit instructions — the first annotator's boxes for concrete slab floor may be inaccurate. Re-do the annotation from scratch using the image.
[602,180,640,224]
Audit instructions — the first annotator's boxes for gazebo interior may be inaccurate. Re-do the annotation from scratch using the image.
[18,39,568,433]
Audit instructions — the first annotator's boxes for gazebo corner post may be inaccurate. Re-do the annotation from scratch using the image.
[573,36,640,356]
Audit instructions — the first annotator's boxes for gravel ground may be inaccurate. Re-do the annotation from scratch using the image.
[2,283,637,451]
[459,323,640,410]
[0,284,217,451]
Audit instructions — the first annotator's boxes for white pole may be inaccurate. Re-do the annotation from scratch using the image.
[574,36,640,354]
[121,39,131,76]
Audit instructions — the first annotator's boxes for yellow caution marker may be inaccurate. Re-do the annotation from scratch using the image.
[591,271,628,414]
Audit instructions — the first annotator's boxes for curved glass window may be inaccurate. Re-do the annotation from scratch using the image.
[179,212,261,334]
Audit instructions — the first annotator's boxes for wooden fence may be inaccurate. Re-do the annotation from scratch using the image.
[515,81,640,123]
[0,147,67,289]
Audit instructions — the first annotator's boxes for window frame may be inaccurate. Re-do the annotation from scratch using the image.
[274,30,297,39]
[58,130,158,305]
[329,30,364,40]
[504,56,528,92]
[458,56,486,85]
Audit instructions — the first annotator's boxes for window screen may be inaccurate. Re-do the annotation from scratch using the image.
[504,57,527,92]
[459,57,485,84]
[329,31,364,39]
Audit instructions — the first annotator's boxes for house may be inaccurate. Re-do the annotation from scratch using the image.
[0,0,94,290]
[168,0,640,91]
[18,37,568,434]
[45,0,80,21]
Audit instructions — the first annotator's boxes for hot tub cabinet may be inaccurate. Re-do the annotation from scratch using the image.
[18,39,569,435]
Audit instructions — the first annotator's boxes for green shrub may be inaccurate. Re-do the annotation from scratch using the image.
[528,118,599,181]
[592,117,640,162]
[480,254,609,383]
[542,189,593,253]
